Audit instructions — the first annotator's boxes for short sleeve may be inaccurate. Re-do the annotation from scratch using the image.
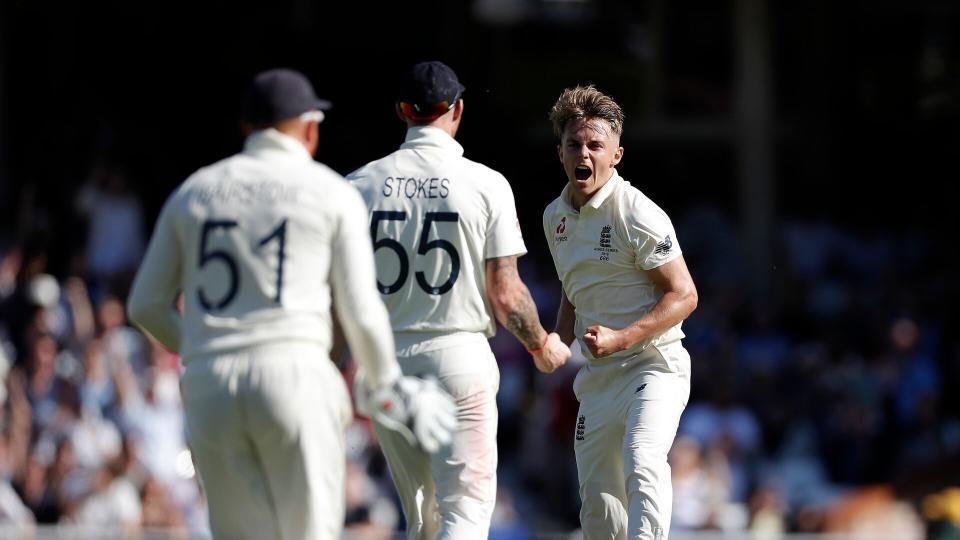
[484,173,527,259]
[623,195,683,271]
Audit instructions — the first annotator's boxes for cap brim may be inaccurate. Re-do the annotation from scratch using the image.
[315,98,332,111]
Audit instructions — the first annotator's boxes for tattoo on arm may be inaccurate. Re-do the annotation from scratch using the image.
[488,255,547,350]
[506,292,542,350]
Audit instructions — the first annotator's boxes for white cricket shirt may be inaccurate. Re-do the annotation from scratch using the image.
[348,126,527,349]
[542,170,685,363]
[127,129,399,387]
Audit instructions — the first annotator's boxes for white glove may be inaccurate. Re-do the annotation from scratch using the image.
[356,375,458,453]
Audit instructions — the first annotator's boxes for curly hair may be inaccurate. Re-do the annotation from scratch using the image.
[549,85,624,138]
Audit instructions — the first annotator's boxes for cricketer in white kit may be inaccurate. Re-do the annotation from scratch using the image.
[542,86,699,540]
[126,69,456,540]
[347,61,570,540]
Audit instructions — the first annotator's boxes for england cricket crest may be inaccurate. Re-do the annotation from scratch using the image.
[593,224,619,261]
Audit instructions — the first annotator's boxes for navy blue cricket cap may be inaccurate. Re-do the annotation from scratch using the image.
[241,68,332,125]
[398,61,465,121]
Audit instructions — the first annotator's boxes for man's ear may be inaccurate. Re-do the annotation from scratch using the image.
[305,121,320,156]
[612,146,624,166]
[452,98,464,121]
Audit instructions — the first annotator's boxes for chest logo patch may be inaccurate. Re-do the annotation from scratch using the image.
[593,224,619,260]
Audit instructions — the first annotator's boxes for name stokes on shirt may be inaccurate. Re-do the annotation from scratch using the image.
[382,176,450,199]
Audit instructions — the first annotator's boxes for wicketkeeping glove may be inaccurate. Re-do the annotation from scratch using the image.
[356,375,458,453]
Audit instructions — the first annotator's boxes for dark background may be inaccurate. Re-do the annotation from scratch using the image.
[2,0,957,272]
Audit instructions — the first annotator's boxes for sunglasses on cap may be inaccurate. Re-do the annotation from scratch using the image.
[398,99,456,121]
[299,110,325,123]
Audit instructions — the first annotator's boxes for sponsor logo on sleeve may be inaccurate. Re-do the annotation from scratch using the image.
[654,235,673,255]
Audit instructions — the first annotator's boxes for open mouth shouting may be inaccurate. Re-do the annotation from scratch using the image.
[574,165,592,181]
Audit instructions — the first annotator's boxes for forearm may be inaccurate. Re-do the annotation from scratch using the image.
[65,278,95,344]
[554,291,576,346]
[335,301,401,389]
[486,257,548,350]
[496,283,548,350]
[127,298,182,353]
[618,289,697,349]
[127,269,181,354]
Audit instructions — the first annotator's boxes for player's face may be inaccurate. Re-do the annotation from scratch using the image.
[558,118,623,209]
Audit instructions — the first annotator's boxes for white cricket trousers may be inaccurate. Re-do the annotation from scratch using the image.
[573,341,691,540]
[181,343,352,540]
[374,334,500,540]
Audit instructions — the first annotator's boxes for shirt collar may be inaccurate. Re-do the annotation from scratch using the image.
[400,126,464,156]
[558,169,623,213]
[243,128,314,162]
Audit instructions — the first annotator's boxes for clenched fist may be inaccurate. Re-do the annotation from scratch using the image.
[583,325,626,358]
[530,332,572,373]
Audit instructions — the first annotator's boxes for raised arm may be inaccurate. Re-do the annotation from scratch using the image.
[583,256,698,358]
[485,256,570,373]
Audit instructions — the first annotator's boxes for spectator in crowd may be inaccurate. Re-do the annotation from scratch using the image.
[0,435,33,530]
[67,457,141,533]
[73,162,145,298]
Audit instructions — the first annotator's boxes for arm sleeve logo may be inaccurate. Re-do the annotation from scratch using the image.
[654,235,673,255]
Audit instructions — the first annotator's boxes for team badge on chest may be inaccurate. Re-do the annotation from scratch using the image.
[593,224,619,261]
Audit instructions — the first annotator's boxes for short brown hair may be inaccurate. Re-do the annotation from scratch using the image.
[549,85,624,138]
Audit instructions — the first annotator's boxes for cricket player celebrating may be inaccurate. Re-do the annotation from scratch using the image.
[126,68,457,540]
[542,85,698,540]
[347,61,571,539]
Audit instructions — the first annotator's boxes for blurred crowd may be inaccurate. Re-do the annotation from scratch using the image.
[0,165,204,536]
[0,164,958,540]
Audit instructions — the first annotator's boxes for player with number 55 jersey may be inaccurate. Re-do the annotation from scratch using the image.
[347,61,570,540]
